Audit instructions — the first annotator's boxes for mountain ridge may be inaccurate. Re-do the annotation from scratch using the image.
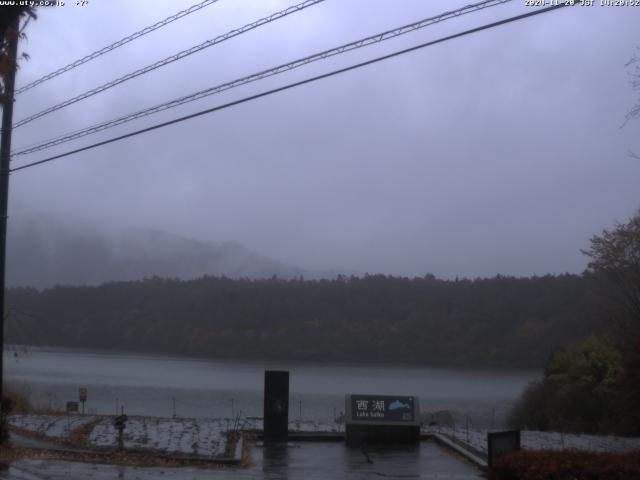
[6,211,324,288]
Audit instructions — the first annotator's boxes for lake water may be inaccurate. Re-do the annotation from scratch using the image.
[4,347,538,429]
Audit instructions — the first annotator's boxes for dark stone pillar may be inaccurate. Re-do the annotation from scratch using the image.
[264,370,289,442]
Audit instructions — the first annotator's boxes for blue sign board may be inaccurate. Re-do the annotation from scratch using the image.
[350,395,416,422]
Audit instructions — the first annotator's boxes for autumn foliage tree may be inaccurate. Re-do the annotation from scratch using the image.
[584,211,640,432]
[582,210,640,330]
[626,47,640,126]
[582,212,640,431]
[509,212,640,435]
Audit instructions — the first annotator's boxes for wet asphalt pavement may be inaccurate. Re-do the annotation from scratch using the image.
[0,441,483,479]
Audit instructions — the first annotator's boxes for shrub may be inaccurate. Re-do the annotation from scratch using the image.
[3,385,32,414]
[0,384,32,443]
[490,449,640,480]
[508,336,626,434]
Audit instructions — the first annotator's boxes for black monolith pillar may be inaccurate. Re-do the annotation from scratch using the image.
[264,370,289,442]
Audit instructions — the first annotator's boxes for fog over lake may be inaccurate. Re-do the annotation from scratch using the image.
[5,348,538,428]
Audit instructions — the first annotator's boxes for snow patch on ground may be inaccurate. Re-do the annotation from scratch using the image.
[239,418,343,432]
[425,426,640,454]
[9,415,97,439]
[290,419,344,432]
[89,417,226,456]
[10,414,342,458]
[10,415,227,457]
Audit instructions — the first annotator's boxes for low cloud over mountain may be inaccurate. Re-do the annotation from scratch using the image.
[6,211,313,288]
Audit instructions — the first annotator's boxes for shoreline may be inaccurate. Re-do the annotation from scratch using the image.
[4,344,543,373]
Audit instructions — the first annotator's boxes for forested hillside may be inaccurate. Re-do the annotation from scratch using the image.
[6,274,608,368]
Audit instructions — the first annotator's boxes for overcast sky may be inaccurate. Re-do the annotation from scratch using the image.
[7,0,640,279]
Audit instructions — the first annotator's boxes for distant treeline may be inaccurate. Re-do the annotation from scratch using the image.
[5,274,610,368]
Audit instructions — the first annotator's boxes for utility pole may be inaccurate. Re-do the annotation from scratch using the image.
[0,18,20,442]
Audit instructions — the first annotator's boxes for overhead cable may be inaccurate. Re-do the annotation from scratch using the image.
[15,0,222,95]
[13,0,513,157]
[10,3,574,173]
[13,0,326,128]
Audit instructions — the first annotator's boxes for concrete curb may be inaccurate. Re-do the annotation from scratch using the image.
[288,432,345,442]
[232,436,244,463]
[10,433,94,454]
[252,431,345,442]
[430,433,488,468]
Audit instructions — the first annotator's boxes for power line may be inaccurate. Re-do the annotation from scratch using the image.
[13,0,513,158]
[10,3,572,173]
[12,0,326,129]
[15,0,222,95]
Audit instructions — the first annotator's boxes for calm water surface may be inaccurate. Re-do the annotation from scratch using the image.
[5,347,538,428]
